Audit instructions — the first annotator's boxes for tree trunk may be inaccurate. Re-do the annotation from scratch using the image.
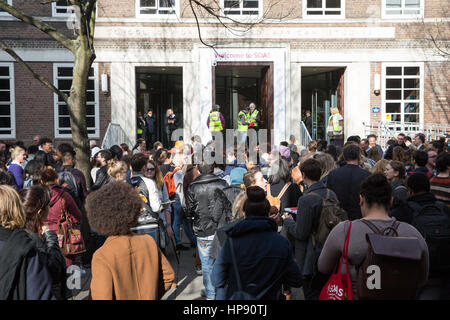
[69,45,95,188]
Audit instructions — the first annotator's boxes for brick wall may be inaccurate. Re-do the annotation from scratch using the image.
[424,62,450,125]
[370,62,382,126]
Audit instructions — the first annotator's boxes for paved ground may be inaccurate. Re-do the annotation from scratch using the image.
[69,228,304,300]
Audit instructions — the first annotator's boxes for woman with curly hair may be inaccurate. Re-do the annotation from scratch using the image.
[86,181,175,300]
[19,185,66,300]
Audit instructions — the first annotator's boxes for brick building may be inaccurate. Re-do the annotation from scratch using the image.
[0,0,448,148]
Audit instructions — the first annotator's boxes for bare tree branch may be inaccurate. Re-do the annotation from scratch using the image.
[0,1,76,53]
[0,39,70,105]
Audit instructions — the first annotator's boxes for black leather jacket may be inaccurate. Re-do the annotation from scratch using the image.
[91,165,110,191]
[185,174,229,238]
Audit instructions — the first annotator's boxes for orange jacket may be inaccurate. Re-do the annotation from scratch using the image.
[90,234,175,300]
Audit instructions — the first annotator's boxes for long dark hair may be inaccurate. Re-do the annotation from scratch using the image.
[19,185,52,235]
[268,158,291,185]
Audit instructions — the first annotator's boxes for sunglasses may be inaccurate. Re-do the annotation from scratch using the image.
[146,167,155,172]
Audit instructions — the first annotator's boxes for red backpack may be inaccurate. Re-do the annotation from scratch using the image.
[164,168,181,199]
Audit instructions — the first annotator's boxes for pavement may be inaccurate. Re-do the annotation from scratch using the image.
[68,228,304,300]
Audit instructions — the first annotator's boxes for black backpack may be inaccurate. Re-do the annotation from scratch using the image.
[408,201,450,275]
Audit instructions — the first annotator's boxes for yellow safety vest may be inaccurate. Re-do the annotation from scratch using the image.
[238,111,249,132]
[329,114,343,134]
[208,111,223,132]
[249,109,259,127]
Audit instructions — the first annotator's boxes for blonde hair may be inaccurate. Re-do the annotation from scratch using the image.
[172,153,185,168]
[10,146,25,160]
[0,185,26,230]
[372,159,390,175]
[107,160,129,180]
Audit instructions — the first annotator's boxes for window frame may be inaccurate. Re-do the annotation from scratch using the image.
[382,0,424,19]
[51,0,75,17]
[53,63,100,139]
[0,62,15,139]
[220,0,263,17]
[136,0,179,19]
[0,0,13,16]
[302,0,346,20]
[382,62,424,132]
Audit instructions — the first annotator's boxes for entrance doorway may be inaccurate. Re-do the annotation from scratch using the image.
[301,67,345,141]
[213,62,274,146]
[136,67,183,148]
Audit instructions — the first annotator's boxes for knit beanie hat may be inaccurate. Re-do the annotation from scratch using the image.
[229,167,247,186]
[279,145,290,159]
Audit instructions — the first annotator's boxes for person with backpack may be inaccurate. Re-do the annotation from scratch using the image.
[57,152,87,209]
[267,158,302,219]
[282,158,343,300]
[391,173,450,299]
[167,153,196,251]
[317,174,429,300]
[211,186,303,300]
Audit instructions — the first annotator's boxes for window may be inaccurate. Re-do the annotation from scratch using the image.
[52,0,74,17]
[0,0,13,15]
[139,0,176,15]
[383,64,423,132]
[383,0,423,18]
[303,0,345,18]
[0,63,15,138]
[54,64,99,138]
[222,0,260,16]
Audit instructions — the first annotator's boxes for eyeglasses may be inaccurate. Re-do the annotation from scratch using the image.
[146,167,155,172]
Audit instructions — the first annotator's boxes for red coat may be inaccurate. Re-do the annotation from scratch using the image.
[46,185,82,231]
[45,185,82,266]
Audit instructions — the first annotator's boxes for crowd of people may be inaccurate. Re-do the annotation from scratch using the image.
[0,131,449,300]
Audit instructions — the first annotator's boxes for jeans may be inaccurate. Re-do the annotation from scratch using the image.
[197,237,215,299]
[172,202,196,246]
[134,226,160,248]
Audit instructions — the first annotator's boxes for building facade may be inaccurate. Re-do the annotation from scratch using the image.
[0,0,448,147]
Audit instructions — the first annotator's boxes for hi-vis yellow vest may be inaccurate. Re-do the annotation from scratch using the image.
[249,109,259,127]
[238,111,249,132]
[208,111,223,132]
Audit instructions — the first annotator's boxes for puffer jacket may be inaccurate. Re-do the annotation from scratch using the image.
[185,174,229,238]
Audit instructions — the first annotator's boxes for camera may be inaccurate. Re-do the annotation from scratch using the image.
[212,60,217,67]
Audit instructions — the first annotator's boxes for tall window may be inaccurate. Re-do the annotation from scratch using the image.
[52,0,74,17]
[54,64,99,138]
[222,0,260,15]
[0,63,15,138]
[383,0,422,18]
[139,0,176,15]
[0,0,13,15]
[384,64,423,131]
[303,0,345,18]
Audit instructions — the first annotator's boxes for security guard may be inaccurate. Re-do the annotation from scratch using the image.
[248,102,260,144]
[207,104,225,144]
[237,106,251,145]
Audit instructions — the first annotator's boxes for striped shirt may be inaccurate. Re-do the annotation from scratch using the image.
[430,176,450,206]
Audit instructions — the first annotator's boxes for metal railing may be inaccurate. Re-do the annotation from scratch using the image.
[101,123,134,150]
[300,121,313,149]
[363,120,450,149]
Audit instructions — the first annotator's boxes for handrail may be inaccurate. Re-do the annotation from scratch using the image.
[300,121,312,149]
[101,123,134,150]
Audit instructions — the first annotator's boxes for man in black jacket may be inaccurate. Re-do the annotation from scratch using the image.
[144,109,156,150]
[185,161,229,300]
[282,158,338,300]
[90,150,112,191]
[384,133,409,160]
[326,144,371,220]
